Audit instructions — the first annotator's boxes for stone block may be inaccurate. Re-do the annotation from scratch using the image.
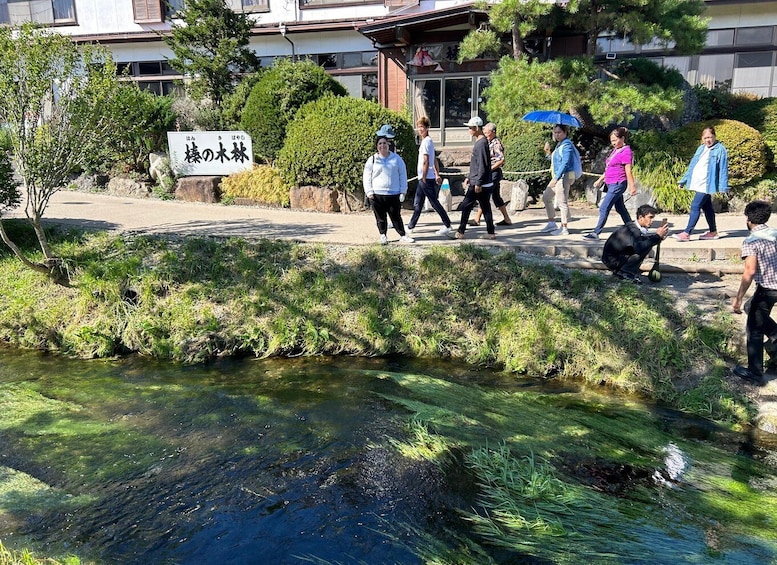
[290,186,340,213]
[107,176,151,198]
[509,179,529,211]
[175,176,222,203]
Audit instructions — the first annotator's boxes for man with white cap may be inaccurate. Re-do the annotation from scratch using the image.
[450,116,495,239]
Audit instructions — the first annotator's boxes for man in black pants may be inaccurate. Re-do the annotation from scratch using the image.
[601,204,668,283]
[451,116,495,239]
[732,200,777,385]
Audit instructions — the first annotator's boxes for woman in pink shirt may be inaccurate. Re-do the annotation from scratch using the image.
[584,127,637,240]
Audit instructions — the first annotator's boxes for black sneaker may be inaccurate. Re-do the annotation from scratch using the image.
[764,339,777,369]
[619,272,643,285]
[733,366,764,386]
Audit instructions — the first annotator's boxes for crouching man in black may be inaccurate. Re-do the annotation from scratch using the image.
[602,204,669,283]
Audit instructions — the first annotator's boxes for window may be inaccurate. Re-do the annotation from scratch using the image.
[52,0,74,22]
[0,0,75,24]
[241,0,267,9]
[733,51,774,97]
[223,0,269,11]
[696,54,734,89]
[301,0,379,8]
[133,0,163,23]
[596,35,635,55]
[735,27,774,46]
[138,61,163,75]
[413,80,441,129]
[706,29,735,48]
[316,54,337,69]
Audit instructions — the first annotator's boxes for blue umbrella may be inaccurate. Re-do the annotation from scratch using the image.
[522,110,581,128]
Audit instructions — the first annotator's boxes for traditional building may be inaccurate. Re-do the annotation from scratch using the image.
[2,0,776,146]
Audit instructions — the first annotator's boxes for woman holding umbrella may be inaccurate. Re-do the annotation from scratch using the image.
[540,124,582,236]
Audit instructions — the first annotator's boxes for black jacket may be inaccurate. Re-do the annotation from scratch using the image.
[468,136,493,188]
[602,222,662,272]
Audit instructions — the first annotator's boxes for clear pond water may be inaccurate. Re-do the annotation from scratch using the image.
[0,350,776,564]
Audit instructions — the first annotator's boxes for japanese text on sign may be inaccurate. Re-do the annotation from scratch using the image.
[168,131,254,176]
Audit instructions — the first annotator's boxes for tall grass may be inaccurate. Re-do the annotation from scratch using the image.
[0,222,753,423]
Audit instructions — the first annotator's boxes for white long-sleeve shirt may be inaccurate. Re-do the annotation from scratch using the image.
[363,152,408,197]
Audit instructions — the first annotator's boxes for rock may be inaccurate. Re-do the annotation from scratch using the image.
[149,152,173,193]
[509,179,529,211]
[290,186,340,213]
[106,176,152,198]
[69,173,109,192]
[175,176,222,203]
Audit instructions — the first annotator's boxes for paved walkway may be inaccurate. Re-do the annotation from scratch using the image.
[17,190,748,267]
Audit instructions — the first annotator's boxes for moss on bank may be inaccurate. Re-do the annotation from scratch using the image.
[0,223,754,424]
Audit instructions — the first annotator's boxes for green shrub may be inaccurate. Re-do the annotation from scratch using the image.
[691,84,735,120]
[501,121,551,199]
[612,58,684,89]
[0,145,20,212]
[221,164,290,207]
[83,85,178,174]
[731,97,777,168]
[632,120,767,212]
[633,149,691,213]
[738,172,777,204]
[222,72,262,129]
[276,95,417,195]
[241,59,347,163]
[0,127,10,151]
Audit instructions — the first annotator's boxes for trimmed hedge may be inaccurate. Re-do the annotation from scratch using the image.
[632,119,767,212]
[240,59,347,163]
[275,95,417,195]
[221,164,290,207]
[500,121,551,199]
[731,97,777,168]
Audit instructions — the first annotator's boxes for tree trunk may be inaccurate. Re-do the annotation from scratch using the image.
[0,219,50,276]
[511,25,525,60]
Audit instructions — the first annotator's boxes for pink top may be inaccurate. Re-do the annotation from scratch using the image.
[604,145,633,184]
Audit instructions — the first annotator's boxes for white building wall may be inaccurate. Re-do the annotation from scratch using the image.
[706,1,777,29]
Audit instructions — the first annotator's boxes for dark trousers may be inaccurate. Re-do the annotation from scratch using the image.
[457,186,494,235]
[746,284,777,376]
[408,178,451,230]
[603,250,650,277]
[490,171,505,208]
[371,194,406,236]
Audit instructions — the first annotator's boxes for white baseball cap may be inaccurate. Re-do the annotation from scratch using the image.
[464,116,483,128]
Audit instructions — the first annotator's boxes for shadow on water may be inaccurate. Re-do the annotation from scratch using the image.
[0,351,776,564]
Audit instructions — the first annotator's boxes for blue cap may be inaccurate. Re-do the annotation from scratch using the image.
[375,124,396,138]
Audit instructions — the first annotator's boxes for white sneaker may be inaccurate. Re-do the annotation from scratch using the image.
[380,234,388,245]
[551,227,569,236]
[582,232,599,240]
[406,228,413,236]
[399,235,415,243]
[540,221,558,233]
[435,226,454,236]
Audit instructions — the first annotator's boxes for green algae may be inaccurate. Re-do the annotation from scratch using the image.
[377,370,777,562]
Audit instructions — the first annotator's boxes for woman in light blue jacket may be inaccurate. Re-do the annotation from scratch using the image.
[674,126,729,242]
[363,135,414,245]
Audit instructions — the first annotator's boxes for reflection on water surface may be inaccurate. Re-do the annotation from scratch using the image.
[0,351,775,564]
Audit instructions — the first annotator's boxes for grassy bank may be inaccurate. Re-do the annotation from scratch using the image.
[0,220,754,424]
